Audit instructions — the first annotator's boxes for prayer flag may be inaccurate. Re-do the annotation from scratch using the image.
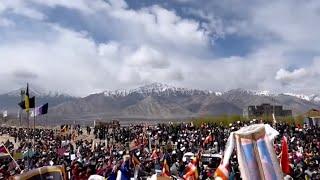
[280,136,290,174]
[0,144,10,158]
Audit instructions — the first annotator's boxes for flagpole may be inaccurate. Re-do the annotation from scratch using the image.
[20,90,24,127]
[27,109,30,170]
[26,83,30,170]
[3,144,22,172]
[33,97,36,154]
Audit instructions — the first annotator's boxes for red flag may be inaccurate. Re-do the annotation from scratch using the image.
[183,160,199,180]
[0,144,10,157]
[162,159,170,177]
[280,136,290,174]
[214,164,229,180]
[203,134,213,147]
[151,149,158,160]
[131,154,140,167]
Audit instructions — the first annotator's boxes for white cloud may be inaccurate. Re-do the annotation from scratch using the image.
[275,68,308,82]
[29,0,101,14]
[0,0,45,20]
[126,46,169,69]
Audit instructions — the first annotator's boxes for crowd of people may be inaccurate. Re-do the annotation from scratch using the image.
[0,120,319,179]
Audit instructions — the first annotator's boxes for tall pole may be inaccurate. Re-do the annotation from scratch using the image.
[33,109,36,152]
[20,90,24,127]
[27,109,30,170]
[272,97,276,125]
[273,98,275,115]
[46,114,48,129]
[32,91,36,159]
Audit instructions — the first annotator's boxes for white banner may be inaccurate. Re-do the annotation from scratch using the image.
[3,110,7,118]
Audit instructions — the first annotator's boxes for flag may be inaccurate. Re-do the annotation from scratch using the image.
[0,144,10,158]
[18,96,35,110]
[280,136,290,174]
[13,152,23,160]
[37,103,48,116]
[3,110,7,118]
[32,103,49,117]
[214,164,230,180]
[131,153,140,167]
[10,165,66,180]
[183,161,198,180]
[30,109,35,117]
[162,159,170,177]
[151,149,158,160]
[215,124,283,180]
[60,125,68,133]
[25,84,30,112]
[203,134,213,146]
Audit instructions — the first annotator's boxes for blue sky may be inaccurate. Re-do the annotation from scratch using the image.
[0,0,319,96]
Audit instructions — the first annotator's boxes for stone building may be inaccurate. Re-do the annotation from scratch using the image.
[244,103,292,118]
[304,109,320,127]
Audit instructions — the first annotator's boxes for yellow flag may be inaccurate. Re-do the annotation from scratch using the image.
[25,84,30,112]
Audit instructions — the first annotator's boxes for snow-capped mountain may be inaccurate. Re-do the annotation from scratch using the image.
[280,93,320,103]
[2,83,320,124]
[49,84,320,123]
[103,83,212,97]
[282,93,312,101]
[6,88,47,97]
[226,89,319,103]
[311,95,320,103]
[253,90,275,96]
[0,87,76,113]
[5,87,72,98]
[215,92,223,96]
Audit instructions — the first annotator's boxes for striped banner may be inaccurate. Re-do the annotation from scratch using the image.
[9,165,67,180]
[215,124,283,180]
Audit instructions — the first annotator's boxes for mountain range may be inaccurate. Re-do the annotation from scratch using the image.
[1,83,320,124]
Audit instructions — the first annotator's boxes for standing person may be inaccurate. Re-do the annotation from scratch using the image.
[117,155,131,180]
